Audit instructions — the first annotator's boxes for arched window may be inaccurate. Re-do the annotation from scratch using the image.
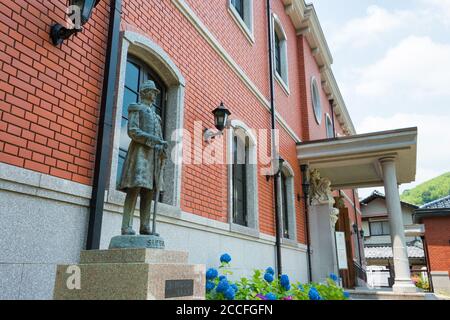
[272,14,289,92]
[325,113,334,138]
[117,56,167,181]
[232,132,249,226]
[279,161,297,241]
[311,77,322,124]
[227,120,259,235]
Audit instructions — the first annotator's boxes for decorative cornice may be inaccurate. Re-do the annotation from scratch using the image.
[282,0,356,135]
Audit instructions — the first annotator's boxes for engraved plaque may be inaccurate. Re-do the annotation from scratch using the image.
[165,279,194,298]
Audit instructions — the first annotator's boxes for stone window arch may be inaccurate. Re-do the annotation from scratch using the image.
[108,31,185,209]
[279,160,297,241]
[226,120,259,237]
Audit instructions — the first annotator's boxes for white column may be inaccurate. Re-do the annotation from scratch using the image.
[379,157,417,293]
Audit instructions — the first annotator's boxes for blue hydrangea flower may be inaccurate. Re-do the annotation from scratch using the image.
[308,287,322,300]
[280,274,290,290]
[298,284,305,292]
[206,268,218,280]
[220,253,232,263]
[344,291,350,299]
[264,273,274,283]
[265,293,277,300]
[329,273,339,282]
[219,275,227,281]
[224,287,235,300]
[206,281,215,292]
[231,284,238,293]
[265,267,275,275]
[216,279,230,293]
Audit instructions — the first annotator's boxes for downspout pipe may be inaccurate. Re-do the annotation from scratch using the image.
[266,0,283,277]
[301,164,312,283]
[86,0,122,250]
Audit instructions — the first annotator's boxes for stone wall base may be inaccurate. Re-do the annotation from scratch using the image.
[53,248,205,300]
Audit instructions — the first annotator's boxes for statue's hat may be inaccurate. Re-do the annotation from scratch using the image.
[140,80,160,94]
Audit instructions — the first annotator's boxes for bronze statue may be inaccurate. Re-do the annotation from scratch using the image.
[118,80,168,236]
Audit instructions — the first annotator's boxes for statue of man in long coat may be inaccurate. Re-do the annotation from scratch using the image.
[118,80,168,236]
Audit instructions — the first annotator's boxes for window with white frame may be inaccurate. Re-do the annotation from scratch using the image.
[369,221,391,236]
[325,113,334,138]
[229,0,254,41]
[280,162,297,241]
[272,15,289,91]
[227,121,259,235]
[311,77,322,124]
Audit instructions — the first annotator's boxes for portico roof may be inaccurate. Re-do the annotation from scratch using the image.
[297,127,418,189]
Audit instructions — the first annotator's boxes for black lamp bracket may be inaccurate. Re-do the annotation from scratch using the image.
[50,24,82,46]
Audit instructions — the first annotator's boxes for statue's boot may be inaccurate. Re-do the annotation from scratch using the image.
[121,227,136,236]
[140,189,154,235]
[121,188,139,236]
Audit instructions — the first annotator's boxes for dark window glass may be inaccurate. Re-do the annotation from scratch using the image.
[274,32,282,76]
[233,134,249,227]
[231,0,244,19]
[281,171,290,238]
[117,56,166,182]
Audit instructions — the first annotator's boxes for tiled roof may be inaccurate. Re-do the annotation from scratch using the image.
[365,246,424,259]
[420,195,450,209]
[360,190,418,209]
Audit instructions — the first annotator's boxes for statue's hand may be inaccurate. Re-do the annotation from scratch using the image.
[159,140,169,149]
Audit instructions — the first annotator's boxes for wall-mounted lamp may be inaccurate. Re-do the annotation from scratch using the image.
[360,229,365,238]
[50,0,100,46]
[204,102,231,143]
[265,157,285,181]
[300,164,310,197]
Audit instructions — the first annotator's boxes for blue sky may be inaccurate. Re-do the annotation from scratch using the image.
[311,0,450,198]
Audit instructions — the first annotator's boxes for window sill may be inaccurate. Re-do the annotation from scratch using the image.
[230,223,260,239]
[281,237,298,248]
[228,6,255,45]
[275,72,290,96]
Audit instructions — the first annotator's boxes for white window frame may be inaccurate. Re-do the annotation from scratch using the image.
[226,119,259,237]
[228,0,254,44]
[272,14,289,95]
[311,76,322,125]
[325,113,334,138]
[279,161,297,242]
[107,31,186,212]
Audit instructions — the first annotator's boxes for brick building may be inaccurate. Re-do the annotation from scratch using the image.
[0,0,419,299]
[414,196,450,294]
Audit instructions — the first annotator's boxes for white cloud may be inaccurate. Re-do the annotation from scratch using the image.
[331,5,414,49]
[357,113,450,195]
[420,0,450,26]
[355,36,450,98]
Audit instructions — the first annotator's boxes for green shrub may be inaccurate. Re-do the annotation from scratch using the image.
[205,254,350,301]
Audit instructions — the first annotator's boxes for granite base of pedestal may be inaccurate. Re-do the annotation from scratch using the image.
[53,248,205,300]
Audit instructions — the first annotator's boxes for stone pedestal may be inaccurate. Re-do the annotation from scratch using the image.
[308,203,339,283]
[53,249,205,300]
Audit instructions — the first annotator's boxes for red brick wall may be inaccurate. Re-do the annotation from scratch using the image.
[423,216,450,272]
[0,0,109,185]
[0,0,357,244]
